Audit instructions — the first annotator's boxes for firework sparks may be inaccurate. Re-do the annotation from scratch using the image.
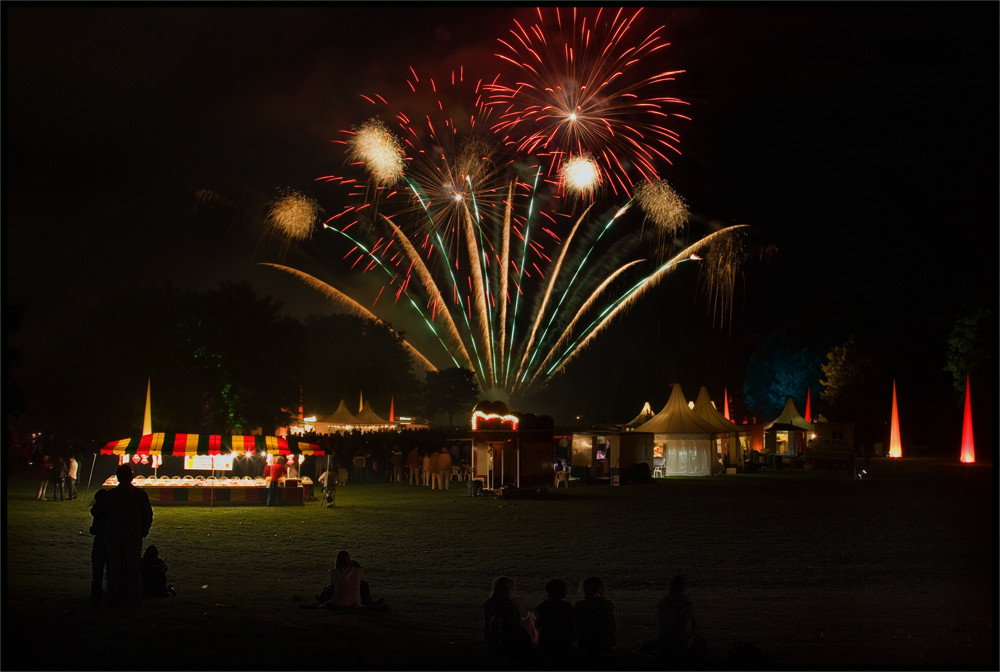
[257,17,754,402]
[635,179,688,237]
[347,119,405,185]
[488,7,690,196]
[560,155,600,197]
[266,190,318,241]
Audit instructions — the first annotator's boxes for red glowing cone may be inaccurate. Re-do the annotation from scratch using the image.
[804,387,812,423]
[888,380,902,458]
[389,396,395,423]
[960,374,975,463]
[723,388,731,421]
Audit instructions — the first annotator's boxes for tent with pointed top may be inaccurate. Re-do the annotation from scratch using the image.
[692,386,748,469]
[764,397,814,456]
[355,399,391,428]
[637,384,719,476]
[626,401,654,429]
[310,399,360,433]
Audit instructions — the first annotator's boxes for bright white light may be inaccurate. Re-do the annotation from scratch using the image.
[561,156,600,195]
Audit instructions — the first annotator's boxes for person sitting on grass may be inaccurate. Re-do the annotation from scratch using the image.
[318,550,386,610]
[141,545,176,597]
[483,576,536,660]
[535,578,576,657]
[574,576,616,657]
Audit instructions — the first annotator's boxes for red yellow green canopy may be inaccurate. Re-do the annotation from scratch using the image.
[100,433,322,456]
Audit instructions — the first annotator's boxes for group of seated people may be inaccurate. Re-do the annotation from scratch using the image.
[483,573,709,666]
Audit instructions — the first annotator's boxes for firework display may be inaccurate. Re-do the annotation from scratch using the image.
[264,9,748,402]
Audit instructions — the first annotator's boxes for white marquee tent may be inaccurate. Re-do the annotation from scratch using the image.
[637,384,720,476]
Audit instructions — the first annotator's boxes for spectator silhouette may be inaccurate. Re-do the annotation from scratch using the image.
[535,578,576,658]
[89,489,111,606]
[105,464,153,608]
[483,576,535,660]
[320,550,386,609]
[141,545,175,597]
[574,576,616,656]
[642,574,708,665]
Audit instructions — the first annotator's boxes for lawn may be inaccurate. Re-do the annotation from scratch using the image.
[3,457,995,671]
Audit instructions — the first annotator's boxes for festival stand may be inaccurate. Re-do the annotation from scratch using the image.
[99,433,323,506]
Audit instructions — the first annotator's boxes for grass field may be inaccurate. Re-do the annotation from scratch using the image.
[3,457,995,671]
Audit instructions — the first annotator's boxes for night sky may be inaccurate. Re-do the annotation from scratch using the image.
[6,4,997,440]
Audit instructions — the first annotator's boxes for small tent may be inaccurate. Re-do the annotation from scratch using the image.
[312,399,360,433]
[637,384,719,476]
[692,386,748,470]
[355,399,391,430]
[764,397,814,456]
[625,401,654,429]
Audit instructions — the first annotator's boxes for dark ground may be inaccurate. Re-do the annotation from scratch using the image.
[3,456,995,671]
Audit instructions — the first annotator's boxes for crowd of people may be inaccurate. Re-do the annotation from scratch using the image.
[300,429,472,492]
[483,573,721,668]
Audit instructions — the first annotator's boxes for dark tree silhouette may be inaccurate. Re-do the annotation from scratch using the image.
[420,367,480,428]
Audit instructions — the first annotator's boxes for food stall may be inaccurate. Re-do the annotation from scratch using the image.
[99,433,323,506]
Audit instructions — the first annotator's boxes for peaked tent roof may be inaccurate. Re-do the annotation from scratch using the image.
[320,399,359,425]
[765,397,815,431]
[692,386,744,433]
[626,401,654,428]
[636,384,718,438]
[355,400,389,425]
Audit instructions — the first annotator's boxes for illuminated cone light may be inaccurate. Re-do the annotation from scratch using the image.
[142,377,152,435]
[723,388,731,421]
[389,396,395,423]
[960,374,975,464]
[804,387,812,423]
[888,380,902,458]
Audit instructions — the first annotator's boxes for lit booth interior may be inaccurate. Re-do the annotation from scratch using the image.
[98,433,324,505]
[570,432,654,484]
[470,401,554,491]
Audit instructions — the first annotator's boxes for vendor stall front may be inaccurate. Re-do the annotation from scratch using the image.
[99,433,323,505]
[470,401,554,491]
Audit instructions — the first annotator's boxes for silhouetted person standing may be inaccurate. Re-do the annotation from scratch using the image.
[105,464,153,608]
[89,488,111,606]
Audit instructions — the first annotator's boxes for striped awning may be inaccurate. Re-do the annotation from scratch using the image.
[100,433,322,456]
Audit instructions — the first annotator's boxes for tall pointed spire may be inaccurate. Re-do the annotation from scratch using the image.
[804,387,812,423]
[142,378,152,435]
[960,374,975,464]
[359,390,364,414]
[888,379,902,458]
[723,388,731,421]
[389,396,395,423]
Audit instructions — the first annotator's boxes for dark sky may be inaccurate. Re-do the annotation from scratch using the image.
[6,3,997,435]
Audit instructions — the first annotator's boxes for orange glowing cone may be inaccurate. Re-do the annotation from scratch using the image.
[723,388,731,421]
[888,380,902,458]
[960,374,975,463]
[389,396,395,423]
[804,387,812,423]
[142,378,153,435]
